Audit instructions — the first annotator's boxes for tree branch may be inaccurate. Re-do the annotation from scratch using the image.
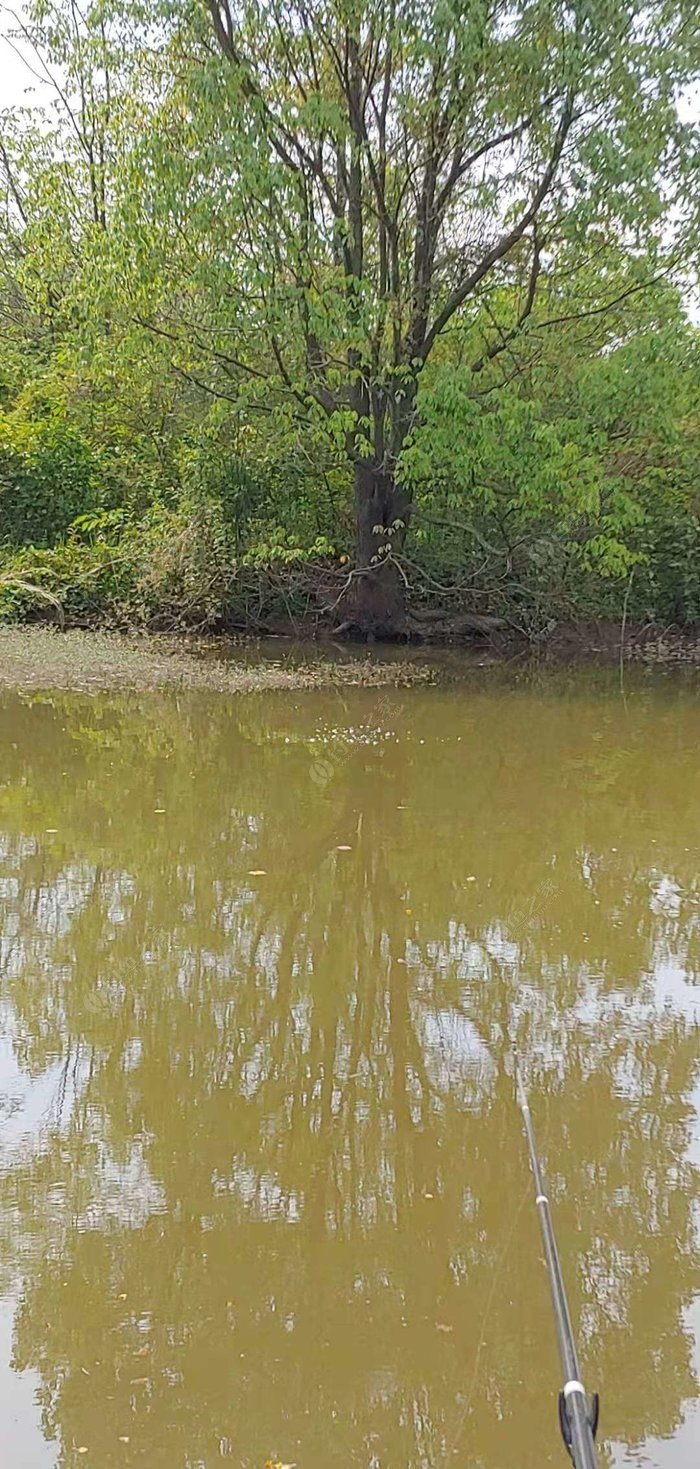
[0,138,28,225]
[471,231,542,372]
[421,90,575,361]
[434,95,562,221]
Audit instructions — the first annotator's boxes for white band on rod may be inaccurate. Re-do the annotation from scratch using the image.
[563,1380,585,1398]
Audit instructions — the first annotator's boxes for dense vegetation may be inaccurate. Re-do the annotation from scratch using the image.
[0,0,698,638]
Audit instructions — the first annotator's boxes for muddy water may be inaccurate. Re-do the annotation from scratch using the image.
[0,666,698,1469]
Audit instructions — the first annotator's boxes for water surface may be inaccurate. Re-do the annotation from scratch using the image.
[0,665,698,1468]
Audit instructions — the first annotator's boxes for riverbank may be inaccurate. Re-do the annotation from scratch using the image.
[529,619,700,665]
[1,621,699,697]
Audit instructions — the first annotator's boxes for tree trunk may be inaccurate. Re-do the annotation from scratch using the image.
[346,460,410,638]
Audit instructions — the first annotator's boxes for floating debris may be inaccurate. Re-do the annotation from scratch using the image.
[0,627,438,693]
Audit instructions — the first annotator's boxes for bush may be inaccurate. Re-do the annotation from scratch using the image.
[0,412,103,546]
[0,499,236,627]
[0,496,342,629]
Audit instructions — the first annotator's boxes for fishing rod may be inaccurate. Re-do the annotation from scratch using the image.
[516,1066,600,1469]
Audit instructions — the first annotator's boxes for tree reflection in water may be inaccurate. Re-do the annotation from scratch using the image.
[0,677,697,1467]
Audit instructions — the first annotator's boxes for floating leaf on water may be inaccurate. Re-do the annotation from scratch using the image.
[405,907,412,915]
[118,1437,130,1444]
[117,1293,127,1300]
[45,828,58,834]
[154,808,165,814]
[248,869,267,876]
[336,844,352,851]
[436,1322,453,1333]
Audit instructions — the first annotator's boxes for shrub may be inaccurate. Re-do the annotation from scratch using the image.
[0,499,238,628]
[0,412,103,547]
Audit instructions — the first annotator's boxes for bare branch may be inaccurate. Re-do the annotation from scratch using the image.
[0,137,28,225]
[421,91,575,361]
[434,94,563,220]
[471,231,542,372]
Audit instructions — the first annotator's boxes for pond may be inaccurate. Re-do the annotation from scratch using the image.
[0,662,698,1468]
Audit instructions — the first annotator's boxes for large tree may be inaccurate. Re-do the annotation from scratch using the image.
[129,0,696,633]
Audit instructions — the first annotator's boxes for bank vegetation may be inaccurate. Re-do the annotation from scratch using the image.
[0,0,698,641]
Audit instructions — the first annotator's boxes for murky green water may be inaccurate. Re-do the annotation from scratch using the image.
[0,665,698,1469]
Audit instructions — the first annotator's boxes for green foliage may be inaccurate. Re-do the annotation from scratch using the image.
[0,497,342,629]
[400,301,700,631]
[0,498,233,627]
[0,410,103,546]
[241,527,336,568]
